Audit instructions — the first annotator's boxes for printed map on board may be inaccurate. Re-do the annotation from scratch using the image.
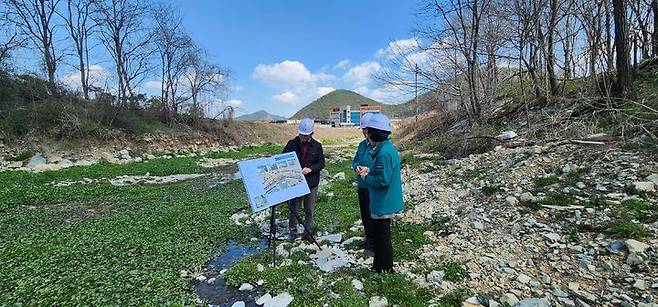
[238,152,310,212]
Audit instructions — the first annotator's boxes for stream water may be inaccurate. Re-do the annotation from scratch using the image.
[195,240,268,306]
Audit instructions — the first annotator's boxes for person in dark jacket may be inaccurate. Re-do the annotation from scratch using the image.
[359,113,404,273]
[283,118,326,242]
[352,112,375,255]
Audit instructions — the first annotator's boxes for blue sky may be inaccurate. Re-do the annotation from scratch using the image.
[177,0,419,117]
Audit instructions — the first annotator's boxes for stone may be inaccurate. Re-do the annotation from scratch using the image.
[369,296,388,307]
[627,253,644,266]
[519,192,534,203]
[506,196,519,206]
[231,302,245,307]
[196,275,207,282]
[426,270,445,284]
[576,182,587,189]
[497,131,518,140]
[472,221,484,230]
[607,240,625,254]
[207,277,216,284]
[553,288,569,298]
[319,234,342,243]
[27,153,47,169]
[352,279,364,291]
[257,263,265,272]
[543,233,561,242]
[646,174,658,186]
[489,300,501,307]
[625,239,649,254]
[634,279,648,291]
[499,293,519,306]
[265,292,294,307]
[256,293,272,305]
[333,172,346,180]
[567,282,579,292]
[633,181,655,193]
[239,283,254,291]
[320,169,330,179]
[463,296,481,307]
[516,298,550,307]
[517,273,531,284]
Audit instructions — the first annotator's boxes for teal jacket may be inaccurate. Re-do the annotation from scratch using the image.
[364,140,404,217]
[352,139,373,189]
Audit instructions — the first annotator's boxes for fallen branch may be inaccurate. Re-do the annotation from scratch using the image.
[569,139,606,146]
[541,204,585,211]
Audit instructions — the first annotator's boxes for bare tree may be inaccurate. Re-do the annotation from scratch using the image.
[613,0,633,95]
[0,7,26,67]
[93,0,151,108]
[59,0,96,99]
[152,2,195,126]
[5,0,62,89]
[183,54,229,122]
[653,0,658,56]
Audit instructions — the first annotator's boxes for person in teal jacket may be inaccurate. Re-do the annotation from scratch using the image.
[358,113,403,273]
[352,112,375,255]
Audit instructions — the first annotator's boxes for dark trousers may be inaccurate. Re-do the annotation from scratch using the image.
[289,186,318,236]
[357,188,374,250]
[371,218,393,273]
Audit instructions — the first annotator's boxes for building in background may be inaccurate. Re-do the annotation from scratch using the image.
[329,104,383,127]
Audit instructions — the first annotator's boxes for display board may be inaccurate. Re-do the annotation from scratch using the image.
[238,152,310,212]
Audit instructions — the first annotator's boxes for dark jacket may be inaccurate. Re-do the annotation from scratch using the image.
[282,136,325,188]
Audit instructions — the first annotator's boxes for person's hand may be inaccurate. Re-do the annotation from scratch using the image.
[359,167,369,178]
[302,167,312,175]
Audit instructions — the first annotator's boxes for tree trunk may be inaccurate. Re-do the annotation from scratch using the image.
[653,0,658,56]
[605,0,615,70]
[547,0,559,96]
[613,0,633,96]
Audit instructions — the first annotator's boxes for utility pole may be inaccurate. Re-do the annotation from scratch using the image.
[415,64,419,123]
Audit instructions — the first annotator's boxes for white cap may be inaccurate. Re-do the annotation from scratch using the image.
[359,112,374,129]
[365,113,392,132]
[298,118,315,135]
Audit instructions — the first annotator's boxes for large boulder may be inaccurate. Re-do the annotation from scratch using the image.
[27,153,47,169]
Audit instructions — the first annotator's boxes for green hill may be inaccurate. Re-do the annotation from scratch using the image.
[290,89,410,120]
[236,110,287,121]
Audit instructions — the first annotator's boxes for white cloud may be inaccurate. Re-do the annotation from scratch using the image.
[144,80,162,91]
[317,87,335,96]
[62,65,110,90]
[273,91,299,104]
[375,38,420,59]
[334,59,350,70]
[253,60,318,86]
[344,61,382,86]
[225,99,242,106]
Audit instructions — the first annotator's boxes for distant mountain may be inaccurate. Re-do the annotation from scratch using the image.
[290,89,410,120]
[236,110,287,121]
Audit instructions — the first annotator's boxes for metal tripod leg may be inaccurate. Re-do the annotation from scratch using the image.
[292,210,322,249]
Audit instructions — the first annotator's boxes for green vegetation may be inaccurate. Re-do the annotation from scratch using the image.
[537,194,578,207]
[439,262,468,282]
[533,174,561,187]
[0,144,286,305]
[605,221,648,240]
[566,228,580,242]
[482,184,503,196]
[438,288,474,307]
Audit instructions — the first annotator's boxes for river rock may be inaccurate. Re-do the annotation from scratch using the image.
[519,192,534,203]
[506,196,519,206]
[256,293,272,305]
[627,253,644,266]
[633,181,655,192]
[352,279,364,291]
[516,298,551,307]
[369,296,388,307]
[499,293,519,305]
[231,302,245,307]
[517,273,531,284]
[333,172,346,180]
[426,270,445,284]
[27,153,47,169]
[497,131,518,140]
[239,283,254,291]
[647,174,658,186]
[625,239,650,254]
[265,292,293,307]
